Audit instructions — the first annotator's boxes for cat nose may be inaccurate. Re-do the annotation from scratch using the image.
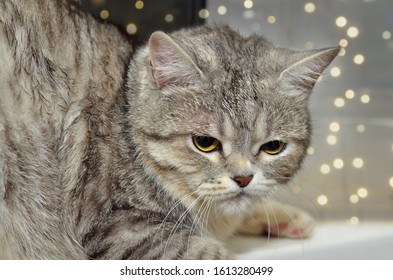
[233,176,253,188]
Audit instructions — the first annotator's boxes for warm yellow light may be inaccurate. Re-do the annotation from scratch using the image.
[338,48,346,57]
[383,31,391,40]
[353,158,364,169]
[361,94,370,104]
[327,135,337,145]
[345,89,355,99]
[389,177,393,188]
[267,15,276,24]
[320,164,331,174]
[357,187,368,198]
[199,9,210,19]
[339,39,349,47]
[334,98,345,108]
[217,5,227,15]
[307,146,315,155]
[357,124,365,133]
[244,0,254,9]
[329,122,340,132]
[336,16,347,28]
[135,0,144,9]
[126,23,137,35]
[317,195,328,206]
[349,194,359,204]
[350,216,359,225]
[99,9,109,20]
[304,3,316,13]
[165,14,174,23]
[333,158,344,169]
[347,27,359,38]
[330,67,341,77]
[354,54,365,65]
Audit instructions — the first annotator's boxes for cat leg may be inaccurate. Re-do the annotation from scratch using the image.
[237,201,315,239]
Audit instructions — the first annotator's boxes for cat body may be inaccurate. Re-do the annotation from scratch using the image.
[0,0,339,259]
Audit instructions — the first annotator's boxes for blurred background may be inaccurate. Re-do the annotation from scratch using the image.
[79,0,393,223]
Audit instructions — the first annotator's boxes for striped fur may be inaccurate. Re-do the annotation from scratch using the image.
[0,1,339,259]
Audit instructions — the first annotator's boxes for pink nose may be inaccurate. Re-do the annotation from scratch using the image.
[233,176,253,188]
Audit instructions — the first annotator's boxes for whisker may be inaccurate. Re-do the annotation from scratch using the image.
[150,191,196,256]
[163,194,201,258]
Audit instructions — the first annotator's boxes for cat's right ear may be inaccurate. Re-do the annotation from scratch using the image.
[279,46,340,98]
[148,31,204,89]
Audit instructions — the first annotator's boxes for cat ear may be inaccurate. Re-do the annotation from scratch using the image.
[148,31,204,89]
[279,46,340,97]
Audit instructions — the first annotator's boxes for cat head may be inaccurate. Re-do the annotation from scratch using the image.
[127,26,339,214]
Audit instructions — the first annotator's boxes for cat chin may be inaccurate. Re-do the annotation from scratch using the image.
[213,193,258,216]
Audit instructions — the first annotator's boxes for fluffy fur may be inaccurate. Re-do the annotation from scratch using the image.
[0,0,339,259]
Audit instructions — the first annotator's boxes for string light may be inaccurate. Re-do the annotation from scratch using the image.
[320,164,331,174]
[339,39,349,47]
[357,187,368,198]
[352,158,364,169]
[307,146,315,155]
[354,54,365,64]
[330,67,341,77]
[329,122,340,132]
[338,48,346,56]
[217,5,227,15]
[345,89,355,99]
[267,15,276,24]
[244,0,253,9]
[165,14,174,23]
[304,3,316,13]
[360,94,370,104]
[135,0,144,10]
[336,16,347,28]
[199,9,210,19]
[356,124,366,133]
[347,26,359,38]
[99,9,109,20]
[334,98,345,108]
[389,177,393,188]
[382,31,391,40]
[317,195,328,206]
[126,23,137,35]
[333,158,344,169]
[327,135,337,145]
[349,194,359,204]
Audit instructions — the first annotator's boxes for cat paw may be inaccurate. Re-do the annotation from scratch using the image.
[239,202,315,239]
[261,209,315,239]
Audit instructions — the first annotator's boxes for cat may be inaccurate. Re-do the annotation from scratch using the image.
[0,0,339,259]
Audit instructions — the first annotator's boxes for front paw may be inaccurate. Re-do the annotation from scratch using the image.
[261,207,315,239]
[240,202,315,239]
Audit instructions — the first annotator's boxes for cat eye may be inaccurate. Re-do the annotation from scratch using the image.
[192,136,221,153]
[260,140,287,155]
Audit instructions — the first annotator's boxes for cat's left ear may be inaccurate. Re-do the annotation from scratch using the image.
[279,46,340,97]
[148,31,204,89]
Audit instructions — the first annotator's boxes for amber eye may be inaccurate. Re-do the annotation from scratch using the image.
[192,136,221,153]
[260,140,287,155]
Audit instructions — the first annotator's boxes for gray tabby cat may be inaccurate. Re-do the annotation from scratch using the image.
[0,0,339,259]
